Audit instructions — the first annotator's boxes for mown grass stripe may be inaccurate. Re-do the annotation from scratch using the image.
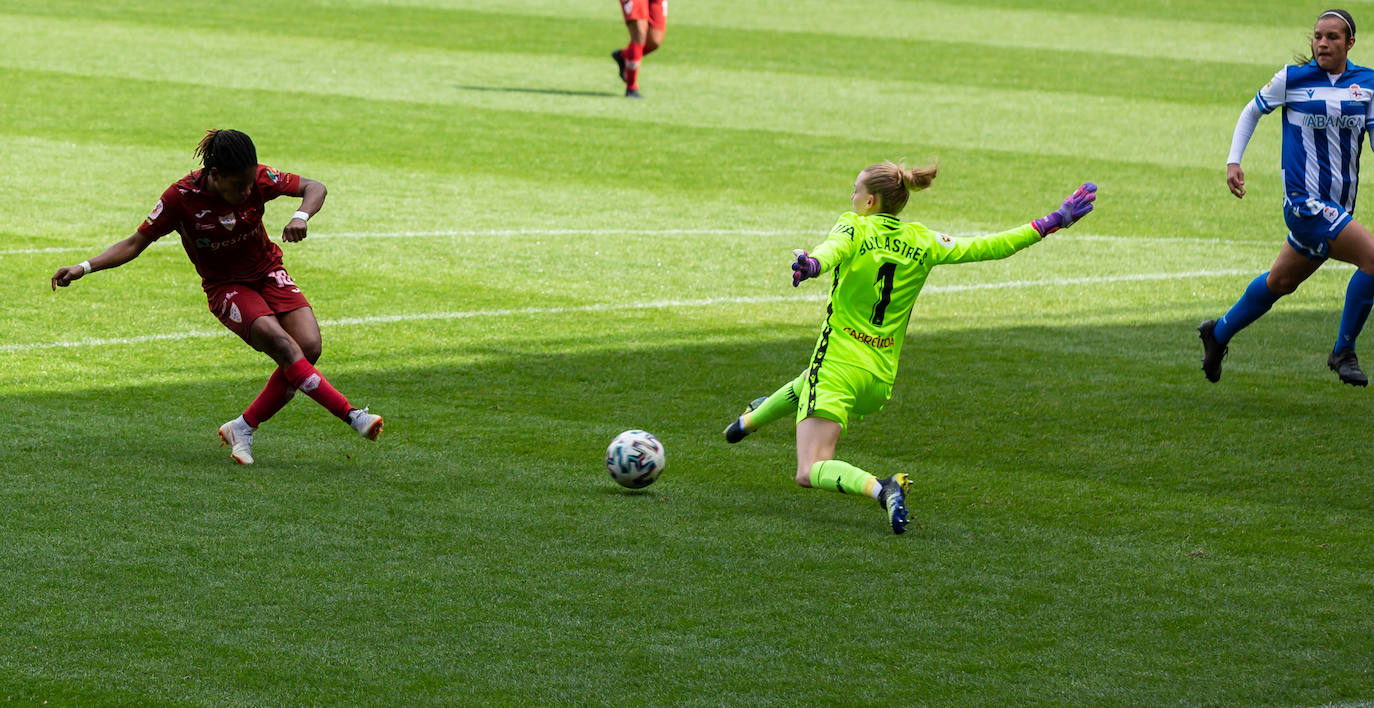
[2,267,1281,354]
[0,229,1284,258]
[0,3,1284,105]
[0,15,1276,170]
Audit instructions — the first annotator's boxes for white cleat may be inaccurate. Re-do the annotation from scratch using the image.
[348,407,383,441]
[218,416,255,465]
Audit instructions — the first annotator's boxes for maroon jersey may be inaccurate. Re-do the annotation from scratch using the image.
[137,164,302,288]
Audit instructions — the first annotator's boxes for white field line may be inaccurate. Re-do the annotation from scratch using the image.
[3,267,1274,354]
[1,229,790,256]
[1,228,1275,256]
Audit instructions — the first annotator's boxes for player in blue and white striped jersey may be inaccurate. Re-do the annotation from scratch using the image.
[1201,8,1374,386]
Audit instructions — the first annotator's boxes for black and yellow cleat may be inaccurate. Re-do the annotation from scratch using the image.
[723,396,768,444]
[878,473,911,535]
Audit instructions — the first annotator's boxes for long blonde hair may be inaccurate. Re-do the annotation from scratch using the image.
[860,161,938,216]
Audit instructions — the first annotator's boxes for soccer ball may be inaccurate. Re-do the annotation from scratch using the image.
[605,430,666,489]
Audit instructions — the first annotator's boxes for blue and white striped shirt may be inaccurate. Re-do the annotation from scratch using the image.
[1254,60,1374,216]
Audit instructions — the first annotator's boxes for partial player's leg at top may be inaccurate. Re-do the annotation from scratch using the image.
[613,0,666,97]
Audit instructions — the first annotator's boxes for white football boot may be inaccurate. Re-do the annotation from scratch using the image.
[347,407,383,441]
[218,416,255,465]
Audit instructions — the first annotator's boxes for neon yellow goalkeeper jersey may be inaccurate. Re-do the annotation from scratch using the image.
[806,211,1042,383]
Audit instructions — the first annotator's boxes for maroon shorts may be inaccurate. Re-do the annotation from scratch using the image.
[619,0,666,29]
[204,267,311,343]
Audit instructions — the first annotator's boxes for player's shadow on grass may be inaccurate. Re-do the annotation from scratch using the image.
[455,84,621,98]
[8,309,1371,518]
[412,309,1374,515]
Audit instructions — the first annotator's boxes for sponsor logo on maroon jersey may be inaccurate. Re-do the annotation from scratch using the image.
[195,232,254,250]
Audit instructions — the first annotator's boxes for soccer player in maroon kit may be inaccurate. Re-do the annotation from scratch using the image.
[51,129,382,465]
[611,0,666,98]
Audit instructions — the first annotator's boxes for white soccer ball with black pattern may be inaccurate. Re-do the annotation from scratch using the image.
[605,430,666,489]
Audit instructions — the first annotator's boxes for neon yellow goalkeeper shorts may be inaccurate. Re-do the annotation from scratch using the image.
[797,358,892,432]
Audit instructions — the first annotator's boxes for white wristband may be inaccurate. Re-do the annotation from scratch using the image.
[292,210,311,222]
[79,260,92,275]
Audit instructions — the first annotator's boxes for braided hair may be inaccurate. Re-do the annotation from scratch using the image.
[194,129,257,179]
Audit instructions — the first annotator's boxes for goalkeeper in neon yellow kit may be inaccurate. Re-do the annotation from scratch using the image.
[723,161,1097,534]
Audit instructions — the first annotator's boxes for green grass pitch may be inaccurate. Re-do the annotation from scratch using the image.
[3,0,1374,704]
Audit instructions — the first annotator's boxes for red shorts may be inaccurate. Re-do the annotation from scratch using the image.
[204,267,311,343]
[619,0,666,29]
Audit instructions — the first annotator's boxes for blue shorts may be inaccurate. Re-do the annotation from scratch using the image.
[1285,199,1353,261]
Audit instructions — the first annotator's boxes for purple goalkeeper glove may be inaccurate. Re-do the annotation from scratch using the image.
[1031,182,1097,236]
[791,249,821,287]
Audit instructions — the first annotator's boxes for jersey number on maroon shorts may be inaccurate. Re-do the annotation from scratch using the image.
[267,268,299,292]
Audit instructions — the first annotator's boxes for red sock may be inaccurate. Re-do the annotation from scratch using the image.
[643,42,658,57]
[243,368,294,428]
[624,42,644,89]
[283,358,352,421]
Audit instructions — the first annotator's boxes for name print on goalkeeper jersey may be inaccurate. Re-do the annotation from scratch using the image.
[724,160,1096,535]
[808,210,1041,384]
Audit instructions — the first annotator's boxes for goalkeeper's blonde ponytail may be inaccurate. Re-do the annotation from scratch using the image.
[860,160,939,216]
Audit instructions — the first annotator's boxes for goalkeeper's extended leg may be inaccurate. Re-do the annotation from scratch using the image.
[796,417,909,534]
[807,461,910,535]
[723,373,803,443]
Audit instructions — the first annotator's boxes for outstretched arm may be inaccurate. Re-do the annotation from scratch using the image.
[937,182,1097,265]
[282,177,327,243]
[51,231,157,290]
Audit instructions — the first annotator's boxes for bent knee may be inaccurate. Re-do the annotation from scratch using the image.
[1267,277,1301,295]
[299,339,323,364]
[794,468,812,487]
[255,331,296,358]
